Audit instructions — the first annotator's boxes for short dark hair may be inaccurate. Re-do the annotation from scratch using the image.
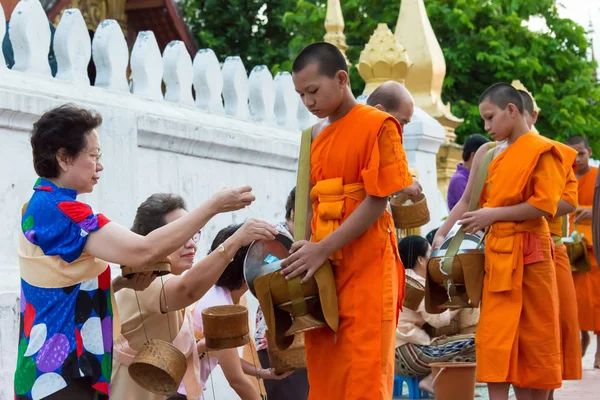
[462,134,490,162]
[566,135,590,148]
[518,90,535,115]
[398,235,430,270]
[479,83,524,114]
[131,193,187,236]
[30,104,103,178]
[292,42,348,78]
[211,224,249,291]
[366,85,401,111]
[285,187,296,220]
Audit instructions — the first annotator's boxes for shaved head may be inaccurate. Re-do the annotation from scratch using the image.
[367,81,414,125]
[292,42,348,78]
[566,135,590,148]
[479,82,524,114]
[518,90,535,115]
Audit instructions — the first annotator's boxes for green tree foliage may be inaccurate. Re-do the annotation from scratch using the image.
[180,0,599,150]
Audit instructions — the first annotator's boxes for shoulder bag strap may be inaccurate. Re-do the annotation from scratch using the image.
[441,144,496,274]
[285,127,314,318]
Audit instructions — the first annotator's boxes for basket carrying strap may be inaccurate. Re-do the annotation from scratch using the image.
[441,145,496,275]
[285,127,314,318]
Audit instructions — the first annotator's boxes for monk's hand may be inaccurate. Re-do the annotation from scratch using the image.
[575,208,592,224]
[395,181,423,201]
[459,208,497,234]
[280,241,329,283]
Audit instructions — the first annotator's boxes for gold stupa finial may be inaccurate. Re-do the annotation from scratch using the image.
[324,0,350,68]
[357,23,412,95]
[52,0,127,34]
[394,0,462,143]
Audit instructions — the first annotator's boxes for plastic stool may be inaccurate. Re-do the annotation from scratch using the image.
[392,374,430,399]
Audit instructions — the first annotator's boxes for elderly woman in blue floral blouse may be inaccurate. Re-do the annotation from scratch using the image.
[15,104,257,400]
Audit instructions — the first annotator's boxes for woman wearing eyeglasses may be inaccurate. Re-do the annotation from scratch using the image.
[15,104,264,400]
[110,194,277,400]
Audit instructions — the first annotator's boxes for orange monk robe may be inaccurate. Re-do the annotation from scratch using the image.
[305,104,412,400]
[569,166,600,333]
[477,132,563,390]
[544,141,582,380]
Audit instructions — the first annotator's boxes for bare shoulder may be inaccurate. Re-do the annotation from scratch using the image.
[312,119,329,140]
[472,141,495,165]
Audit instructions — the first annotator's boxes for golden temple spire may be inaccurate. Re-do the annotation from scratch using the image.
[394,0,462,143]
[357,23,412,96]
[324,0,350,67]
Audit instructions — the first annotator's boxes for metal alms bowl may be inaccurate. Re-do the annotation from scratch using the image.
[429,233,484,285]
[244,233,294,297]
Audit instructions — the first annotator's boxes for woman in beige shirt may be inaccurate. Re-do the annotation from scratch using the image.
[395,235,476,394]
[111,193,277,399]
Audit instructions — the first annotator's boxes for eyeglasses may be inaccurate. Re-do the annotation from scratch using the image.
[192,231,201,243]
[84,151,103,162]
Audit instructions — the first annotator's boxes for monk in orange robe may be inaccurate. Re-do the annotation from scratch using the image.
[566,135,600,368]
[518,90,582,385]
[433,83,564,400]
[280,42,416,400]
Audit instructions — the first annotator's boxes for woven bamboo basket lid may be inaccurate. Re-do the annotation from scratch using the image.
[390,193,430,229]
[267,332,306,374]
[128,339,187,395]
[121,258,171,279]
[202,305,250,350]
[403,275,425,311]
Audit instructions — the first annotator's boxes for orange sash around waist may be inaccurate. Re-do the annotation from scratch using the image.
[310,178,366,262]
[486,219,550,293]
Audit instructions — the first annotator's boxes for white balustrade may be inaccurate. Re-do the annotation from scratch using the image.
[248,65,276,124]
[130,31,164,101]
[192,48,224,113]
[274,72,299,131]
[9,0,51,76]
[92,19,129,91]
[222,56,250,119]
[54,9,91,85]
[163,40,194,106]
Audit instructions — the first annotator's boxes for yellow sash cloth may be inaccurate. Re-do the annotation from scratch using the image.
[310,178,366,262]
[486,219,550,293]
[17,232,121,339]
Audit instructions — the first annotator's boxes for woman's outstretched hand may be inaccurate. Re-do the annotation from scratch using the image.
[210,186,256,213]
[231,219,278,247]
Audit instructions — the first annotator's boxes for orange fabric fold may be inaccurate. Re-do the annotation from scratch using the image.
[476,133,563,390]
[310,178,366,262]
[570,166,600,333]
[304,105,409,400]
[553,244,583,380]
[541,140,582,380]
[486,220,550,292]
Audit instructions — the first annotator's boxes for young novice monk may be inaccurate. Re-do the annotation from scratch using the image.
[566,135,600,367]
[432,83,564,400]
[518,90,582,388]
[280,42,417,399]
